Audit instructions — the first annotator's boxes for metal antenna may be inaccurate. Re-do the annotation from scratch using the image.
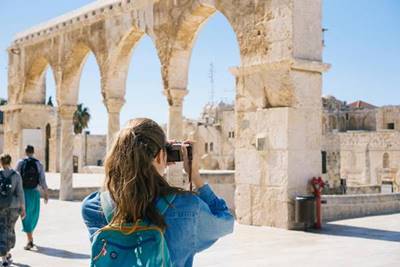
[208,62,215,104]
[322,28,328,47]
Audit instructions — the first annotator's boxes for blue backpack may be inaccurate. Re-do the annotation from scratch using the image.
[90,192,176,267]
[0,170,15,209]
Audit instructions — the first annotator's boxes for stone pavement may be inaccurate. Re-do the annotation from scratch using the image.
[45,173,104,189]
[8,199,400,267]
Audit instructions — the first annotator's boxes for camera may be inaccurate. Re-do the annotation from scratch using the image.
[166,142,193,163]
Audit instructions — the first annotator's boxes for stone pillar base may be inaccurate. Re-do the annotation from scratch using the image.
[235,107,321,229]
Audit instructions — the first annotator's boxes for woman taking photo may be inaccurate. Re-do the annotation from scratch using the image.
[82,118,234,267]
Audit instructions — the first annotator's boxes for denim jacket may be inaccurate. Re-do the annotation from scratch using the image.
[81,184,234,267]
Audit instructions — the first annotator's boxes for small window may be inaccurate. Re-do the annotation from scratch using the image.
[321,151,327,174]
[228,132,231,138]
[387,123,395,130]
[204,143,208,153]
[346,113,349,120]
[210,142,214,152]
[232,131,235,138]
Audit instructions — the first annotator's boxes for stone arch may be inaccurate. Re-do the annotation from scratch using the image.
[161,3,242,103]
[58,42,104,106]
[103,29,146,99]
[22,56,57,105]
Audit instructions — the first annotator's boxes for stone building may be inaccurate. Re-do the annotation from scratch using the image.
[0,101,106,173]
[321,96,400,192]
[2,0,328,229]
[73,132,107,173]
[183,102,235,170]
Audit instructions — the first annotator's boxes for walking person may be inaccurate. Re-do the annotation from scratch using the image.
[16,145,49,250]
[0,154,26,267]
[82,118,234,267]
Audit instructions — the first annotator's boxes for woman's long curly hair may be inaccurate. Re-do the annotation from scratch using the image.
[104,118,185,230]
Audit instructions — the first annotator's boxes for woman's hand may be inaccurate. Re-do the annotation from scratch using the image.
[182,140,204,189]
[20,207,26,220]
[43,190,49,204]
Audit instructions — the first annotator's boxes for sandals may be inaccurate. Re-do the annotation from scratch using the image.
[24,241,34,250]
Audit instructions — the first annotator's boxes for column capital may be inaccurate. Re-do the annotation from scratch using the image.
[164,88,188,106]
[104,97,125,113]
[58,105,76,120]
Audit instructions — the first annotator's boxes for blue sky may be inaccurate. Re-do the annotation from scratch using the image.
[0,0,399,134]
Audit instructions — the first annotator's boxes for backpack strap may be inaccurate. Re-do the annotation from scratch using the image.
[0,170,15,180]
[156,194,176,215]
[100,191,115,224]
[100,192,176,223]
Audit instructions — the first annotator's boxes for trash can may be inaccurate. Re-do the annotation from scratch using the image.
[295,195,316,229]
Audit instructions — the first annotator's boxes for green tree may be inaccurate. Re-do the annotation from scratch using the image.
[0,98,6,124]
[73,103,91,134]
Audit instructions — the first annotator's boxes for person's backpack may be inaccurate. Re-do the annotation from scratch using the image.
[0,171,15,209]
[90,192,176,267]
[21,158,40,189]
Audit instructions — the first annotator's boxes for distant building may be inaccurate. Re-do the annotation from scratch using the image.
[322,96,400,192]
[183,101,235,170]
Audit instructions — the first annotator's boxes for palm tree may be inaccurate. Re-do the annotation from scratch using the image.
[0,98,6,124]
[73,103,91,134]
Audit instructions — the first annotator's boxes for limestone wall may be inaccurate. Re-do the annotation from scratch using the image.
[340,131,400,191]
[377,106,400,130]
[322,133,341,187]
[200,170,235,210]
[73,134,107,170]
[322,193,400,222]
[86,135,107,165]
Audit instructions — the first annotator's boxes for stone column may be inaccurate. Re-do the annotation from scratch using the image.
[165,89,187,140]
[0,106,23,166]
[164,88,188,187]
[231,58,329,229]
[58,105,76,201]
[104,97,125,151]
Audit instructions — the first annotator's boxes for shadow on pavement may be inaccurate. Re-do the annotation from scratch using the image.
[32,246,90,259]
[11,263,31,267]
[311,223,400,243]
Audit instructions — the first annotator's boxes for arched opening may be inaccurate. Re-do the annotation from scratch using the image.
[383,152,390,168]
[45,67,57,107]
[23,57,59,106]
[121,35,167,127]
[22,58,58,168]
[76,51,106,171]
[23,57,49,104]
[186,11,240,172]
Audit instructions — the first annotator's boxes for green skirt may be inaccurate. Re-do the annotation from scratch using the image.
[22,188,41,233]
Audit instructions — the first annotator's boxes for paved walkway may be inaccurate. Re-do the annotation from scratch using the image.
[8,199,400,267]
[45,173,104,189]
